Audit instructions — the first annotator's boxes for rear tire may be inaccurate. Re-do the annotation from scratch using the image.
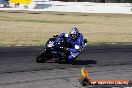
[65,58,75,64]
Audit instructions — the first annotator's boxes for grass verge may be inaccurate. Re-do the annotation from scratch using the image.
[0,11,132,46]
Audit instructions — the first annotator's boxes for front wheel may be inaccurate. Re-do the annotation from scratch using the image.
[36,51,47,63]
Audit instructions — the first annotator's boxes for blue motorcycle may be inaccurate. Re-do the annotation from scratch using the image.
[36,35,71,63]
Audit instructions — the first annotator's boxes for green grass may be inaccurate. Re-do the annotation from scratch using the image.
[0,11,132,46]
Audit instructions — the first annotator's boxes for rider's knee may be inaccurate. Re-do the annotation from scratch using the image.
[67,55,74,60]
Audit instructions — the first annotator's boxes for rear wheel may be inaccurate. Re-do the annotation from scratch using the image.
[65,58,76,64]
[62,52,75,64]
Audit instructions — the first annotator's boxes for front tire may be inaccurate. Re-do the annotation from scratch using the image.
[36,51,47,63]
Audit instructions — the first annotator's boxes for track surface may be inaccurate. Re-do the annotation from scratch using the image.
[0,45,132,88]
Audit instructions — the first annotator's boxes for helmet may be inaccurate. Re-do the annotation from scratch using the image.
[69,27,79,40]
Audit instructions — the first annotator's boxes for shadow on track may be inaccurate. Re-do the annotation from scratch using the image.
[72,60,97,65]
[44,60,97,65]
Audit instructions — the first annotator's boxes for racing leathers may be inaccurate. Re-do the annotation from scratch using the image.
[58,33,86,61]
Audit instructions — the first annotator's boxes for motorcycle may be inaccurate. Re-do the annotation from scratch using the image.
[36,35,87,63]
[36,35,71,63]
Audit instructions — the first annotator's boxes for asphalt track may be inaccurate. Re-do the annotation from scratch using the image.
[0,45,132,88]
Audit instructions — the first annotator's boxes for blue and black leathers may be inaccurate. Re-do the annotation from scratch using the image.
[58,33,85,61]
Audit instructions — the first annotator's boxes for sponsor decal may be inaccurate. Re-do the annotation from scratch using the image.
[79,67,132,87]
[10,0,31,4]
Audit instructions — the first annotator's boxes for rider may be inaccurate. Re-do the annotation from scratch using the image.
[58,27,86,61]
